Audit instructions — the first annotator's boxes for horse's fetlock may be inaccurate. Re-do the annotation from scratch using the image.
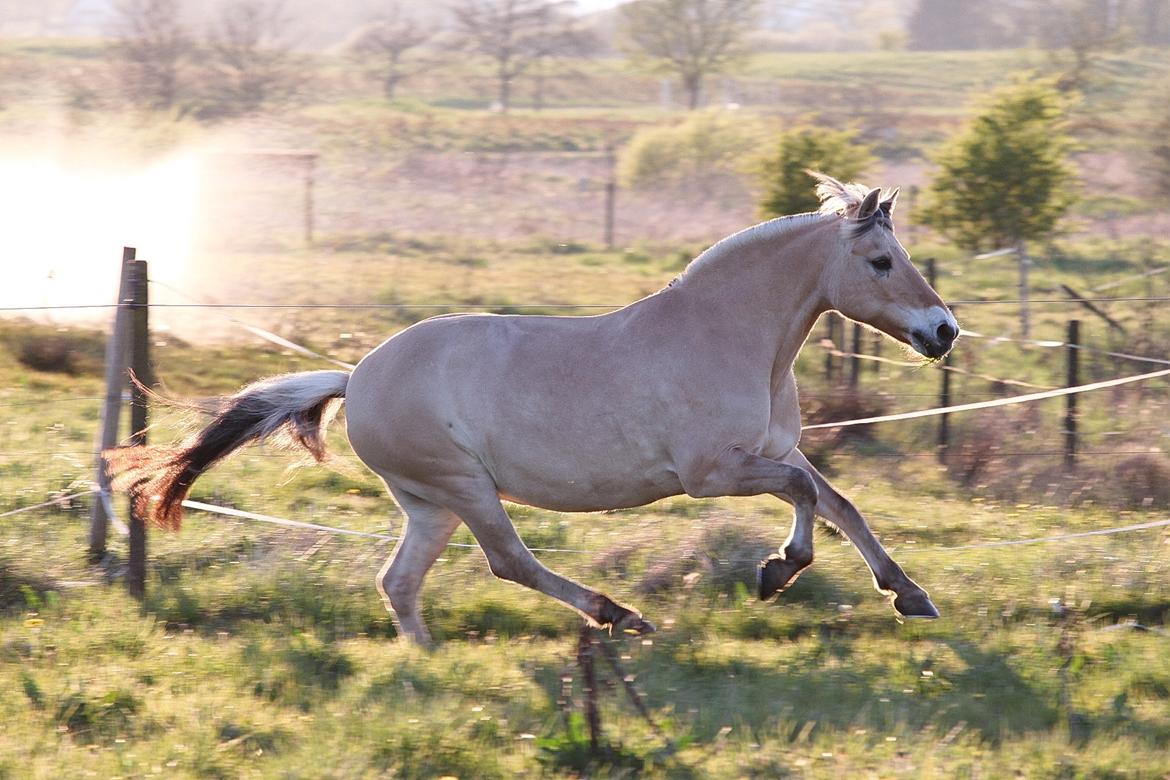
[379,572,412,612]
[785,544,814,568]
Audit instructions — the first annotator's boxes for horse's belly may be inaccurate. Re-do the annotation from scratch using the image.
[493,460,685,513]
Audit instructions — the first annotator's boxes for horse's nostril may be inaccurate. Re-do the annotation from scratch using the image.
[936,322,955,344]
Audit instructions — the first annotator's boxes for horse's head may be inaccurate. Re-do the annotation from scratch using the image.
[812,173,958,359]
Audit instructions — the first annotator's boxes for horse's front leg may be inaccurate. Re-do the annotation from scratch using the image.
[680,447,819,600]
[782,448,938,619]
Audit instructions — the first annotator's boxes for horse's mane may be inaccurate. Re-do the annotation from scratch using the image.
[664,172,896,289]
[809,170,896,237]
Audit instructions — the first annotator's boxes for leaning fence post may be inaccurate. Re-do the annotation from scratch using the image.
[126,259,152,599]
[88,247,135,562]
[1065,320,1080,470]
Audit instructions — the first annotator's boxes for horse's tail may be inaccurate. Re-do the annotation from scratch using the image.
[105,370,351,530]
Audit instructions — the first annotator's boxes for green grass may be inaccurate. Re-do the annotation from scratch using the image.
[3,225,1170,777]
[2,38,1170,778]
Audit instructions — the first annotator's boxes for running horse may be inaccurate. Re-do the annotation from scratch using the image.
[107,174,959,645]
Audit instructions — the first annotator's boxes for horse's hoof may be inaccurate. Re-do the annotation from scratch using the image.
[757,554,805,601]
[892,591,940,619]
[611,612,656,636]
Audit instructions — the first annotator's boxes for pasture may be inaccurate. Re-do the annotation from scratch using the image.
[2,42,1170,778]
[4,234,1170,778]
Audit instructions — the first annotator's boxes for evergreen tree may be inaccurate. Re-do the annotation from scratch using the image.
[920,79,1077,336]
[758,126,874,218]
[920,79,1077,251]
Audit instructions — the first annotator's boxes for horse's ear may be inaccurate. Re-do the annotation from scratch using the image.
[880,187,899,215]
[857,187,881,219]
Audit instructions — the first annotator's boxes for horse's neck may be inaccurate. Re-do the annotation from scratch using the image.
[665,217,832,373]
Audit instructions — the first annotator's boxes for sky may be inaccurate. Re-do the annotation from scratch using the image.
[574,0,626,12]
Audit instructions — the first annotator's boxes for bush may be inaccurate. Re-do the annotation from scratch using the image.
[0,322,105,376]
[637,519,773,596]
[54,688,141,740]
[618,110,765,189]
[758,124,875,218]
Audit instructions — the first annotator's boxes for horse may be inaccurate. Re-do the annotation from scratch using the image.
[106,173,959,645]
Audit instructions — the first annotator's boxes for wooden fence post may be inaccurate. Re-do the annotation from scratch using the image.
[304,155,315,246]
[1065,320,1080,470]
[938,349,952,462]
[604,144,616,250]
[88,247,135,562]
[1017,241,1031,339]
[849,321,862,389]
[824,315,838,384]
[926,259,952,461]
[126,259,152,599]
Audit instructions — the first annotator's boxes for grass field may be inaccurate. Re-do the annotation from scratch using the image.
[4,228,1170,778]
[3,39,1170,779]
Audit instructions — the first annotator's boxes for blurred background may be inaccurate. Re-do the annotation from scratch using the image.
[3,2,1170,777]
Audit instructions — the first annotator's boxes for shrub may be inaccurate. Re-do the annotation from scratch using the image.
[618,110,765,189]
[637,519,773,596]
[0,322,105,375]
[758,124,875,218]
[54,688,141,740]
[1111,454,1170,508]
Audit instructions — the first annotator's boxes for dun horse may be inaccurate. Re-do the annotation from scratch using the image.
[108,174,958,644]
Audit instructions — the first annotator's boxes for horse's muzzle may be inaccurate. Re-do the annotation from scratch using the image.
[911,320,957,359]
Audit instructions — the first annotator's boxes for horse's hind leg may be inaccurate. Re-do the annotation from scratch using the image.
[377,488,462,645]
[445,489,654,635]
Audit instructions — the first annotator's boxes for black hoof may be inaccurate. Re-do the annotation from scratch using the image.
[757,554,807,601]
[611,613,656,636]
[892,591,940,619]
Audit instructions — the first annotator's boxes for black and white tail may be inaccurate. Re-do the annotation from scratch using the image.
[105,370,350,530]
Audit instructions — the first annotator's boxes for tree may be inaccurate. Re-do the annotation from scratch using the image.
[528,6,597,111]
[205,0,296,115]
[452,0,580,113]
[112,0,190,110]
[620,0,760,111]
[758,126,874,217]
[348,2,432,101]
[919,79,1077,336]
[1028,0,1126,89]
[1148,91,1170,202]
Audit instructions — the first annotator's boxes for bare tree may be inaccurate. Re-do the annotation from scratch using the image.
[205,0,296,114]
[112,0,190,110]
[529,4,598,110]
[348,2,433,100]
[451,0,578,113]
[1029,0,1126,89]
[621,0,760,110]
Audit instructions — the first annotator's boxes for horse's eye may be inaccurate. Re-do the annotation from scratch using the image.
[870,255,892,274]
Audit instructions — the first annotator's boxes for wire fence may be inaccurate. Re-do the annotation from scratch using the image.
[3,486,1169,558]
[7,278,1170,570]
[9,293,1170,313]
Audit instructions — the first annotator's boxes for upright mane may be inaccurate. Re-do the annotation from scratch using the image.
[808,170,898,237]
